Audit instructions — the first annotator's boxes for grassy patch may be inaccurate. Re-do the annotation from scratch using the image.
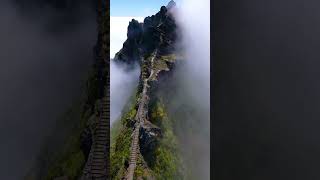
[39,65,100,180]
[43,102,91,180]
[148,100,183,179]
[154,60,169,71]
[158,54,176,63]
[110,126,133,179]
[110,105,137,179]
[60,150,85,178]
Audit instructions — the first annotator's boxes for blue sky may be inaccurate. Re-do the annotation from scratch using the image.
[111,0,175,17]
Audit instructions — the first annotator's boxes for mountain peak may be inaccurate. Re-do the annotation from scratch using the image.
[166,0,176,9]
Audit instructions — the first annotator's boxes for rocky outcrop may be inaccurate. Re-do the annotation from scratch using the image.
[114,5,177,65]
[139,121,163,156]
[80,127,93,161]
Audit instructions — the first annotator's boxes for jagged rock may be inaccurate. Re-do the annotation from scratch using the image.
[160,6,167,14]
[143,17,153,29]
[114,19,143,64]
[80,107,99,161]
[139,121,162,156]
[114,4,177,65]
[127,19,143,39]
[126,117,136,128]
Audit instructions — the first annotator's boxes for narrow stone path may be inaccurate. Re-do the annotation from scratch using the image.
[82,94,110,180]
[82,50,110,180]
[125,50,158,180]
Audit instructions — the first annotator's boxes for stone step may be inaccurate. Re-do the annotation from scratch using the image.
[94,147,108,152]
[91,162,106,167]
[100,118,108,122]
[96,126,108,130]
[93,151,106,156]
[91,169,107,175]
[95,140,108,145]
[94,129,109,136]
[95,137,108,142]
[91,175,107,179]
[93,149,106,153]
[92,158,106,163]
[94,143,106,147]
[99,119,109,123]
[95,141,107,146]
[95,130,108,134]
[98,125,109,129]
[98,124,109,128]
[99,120,109,123]
[100,115,109,118]
[97,125,107,130]
[95,133,108,137]
[95,136,107,141]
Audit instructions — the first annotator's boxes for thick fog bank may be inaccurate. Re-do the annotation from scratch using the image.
[110,17,142,126]
[165,0,210,179]
[0,1,95,179]
[110,61,140,125]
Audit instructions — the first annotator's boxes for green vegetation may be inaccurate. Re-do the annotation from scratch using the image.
[110,105,136,179]
[41,59,109,179]
[33,63,101,180]
[154,60,169,71]
[111,50,183,179]
[158,54,176,63]
[134,154,153,179]
[148,99,183,179]
[44,102,91,180]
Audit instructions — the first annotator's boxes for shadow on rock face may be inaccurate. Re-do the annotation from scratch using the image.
[139,120,162,166]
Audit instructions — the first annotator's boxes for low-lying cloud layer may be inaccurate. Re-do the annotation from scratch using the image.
[110,17,142,125]
[110,61,140,125]
[166,0,210,179]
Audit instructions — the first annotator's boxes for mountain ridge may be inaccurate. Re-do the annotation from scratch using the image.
[110,2,185,179]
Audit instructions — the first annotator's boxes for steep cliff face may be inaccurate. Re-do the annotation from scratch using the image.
[111,2,184,179]
[113,5,177,65]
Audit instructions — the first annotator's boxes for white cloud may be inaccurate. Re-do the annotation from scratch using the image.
[171,0,210,179]
[110,16,143,125]
[110,61,140,125]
